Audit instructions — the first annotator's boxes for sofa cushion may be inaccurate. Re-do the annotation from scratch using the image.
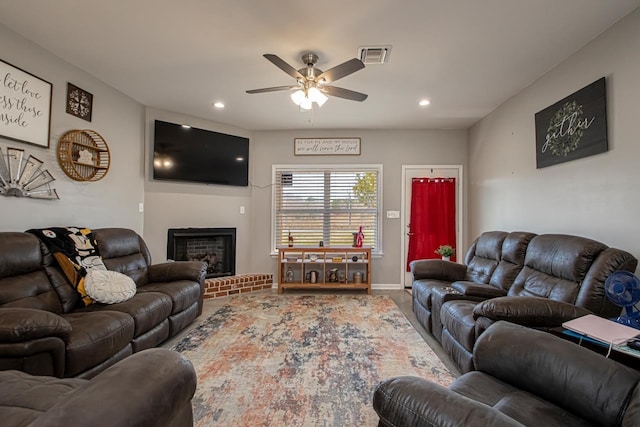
[84,270,137,304]
[450,371,518,407]
[61,311,134,377]
[463,231,507,284]
[138,280,201,314]
[78,292,172,337]
[0,369,86,426]
[93,228,151,286]
[0,233,63,313]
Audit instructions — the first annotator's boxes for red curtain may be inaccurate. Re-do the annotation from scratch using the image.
[406,177,456,271]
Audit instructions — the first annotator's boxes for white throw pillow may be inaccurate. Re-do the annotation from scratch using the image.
[84,269,137,304]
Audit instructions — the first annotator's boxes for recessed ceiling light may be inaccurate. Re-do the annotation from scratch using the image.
[181,124,191,128]
[213,102,225,109]
[419,99,431,107]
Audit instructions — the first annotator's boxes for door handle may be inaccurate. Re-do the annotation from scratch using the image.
[406,232,414,236]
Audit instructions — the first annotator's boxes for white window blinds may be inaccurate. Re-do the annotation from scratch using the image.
[273,165,381,253]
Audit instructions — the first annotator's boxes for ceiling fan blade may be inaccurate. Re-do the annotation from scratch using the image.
[246,85,298,94]
[317,58,364,83]
[321,86,368,102]
[263,54,304,80]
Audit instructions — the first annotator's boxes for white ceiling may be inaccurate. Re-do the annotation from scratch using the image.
[1,1,638,131]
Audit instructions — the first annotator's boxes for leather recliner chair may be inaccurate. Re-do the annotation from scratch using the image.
[373,321,640,427]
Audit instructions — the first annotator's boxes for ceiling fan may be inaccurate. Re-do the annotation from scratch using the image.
[246,53,368,110]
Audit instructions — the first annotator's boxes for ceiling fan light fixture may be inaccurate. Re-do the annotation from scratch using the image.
[291,90,306,105]
[308,87,328,107]
[299,97,313,110]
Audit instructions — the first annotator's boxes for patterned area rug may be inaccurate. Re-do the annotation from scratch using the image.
[172,294,454,426]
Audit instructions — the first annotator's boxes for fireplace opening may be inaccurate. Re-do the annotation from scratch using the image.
[167,228,236,278]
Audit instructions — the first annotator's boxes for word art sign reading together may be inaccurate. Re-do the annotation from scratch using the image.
[0,59,52,148]
[294,138,361,156]
[534,77,607,169]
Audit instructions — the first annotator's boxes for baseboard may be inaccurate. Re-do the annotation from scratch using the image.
[271,283,403,290]
[372,283,404,290]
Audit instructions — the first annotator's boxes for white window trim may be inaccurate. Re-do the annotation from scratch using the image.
[270,163,383,256]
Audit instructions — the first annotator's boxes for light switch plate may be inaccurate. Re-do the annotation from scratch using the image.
[386,210,400,219]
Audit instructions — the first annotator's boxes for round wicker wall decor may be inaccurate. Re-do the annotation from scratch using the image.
[57,129,110,182]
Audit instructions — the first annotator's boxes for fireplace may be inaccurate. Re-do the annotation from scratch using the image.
[167,228,236,278]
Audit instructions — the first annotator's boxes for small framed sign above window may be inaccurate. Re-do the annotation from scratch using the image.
[294,138,361,156]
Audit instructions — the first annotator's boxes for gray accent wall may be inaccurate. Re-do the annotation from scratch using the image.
[468,9,640,267]
[0,23,145,233]
[250,129,467,285]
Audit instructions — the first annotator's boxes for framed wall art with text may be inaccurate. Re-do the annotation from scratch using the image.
[294,138,361,156]
[534,77,607,169]
[0,59,52,148]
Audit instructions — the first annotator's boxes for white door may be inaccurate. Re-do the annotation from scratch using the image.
[401,165,463,287]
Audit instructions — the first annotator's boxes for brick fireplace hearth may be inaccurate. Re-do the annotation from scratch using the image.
[203,274,273,299]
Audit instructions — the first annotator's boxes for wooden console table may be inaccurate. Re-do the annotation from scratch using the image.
[277,247,371,294]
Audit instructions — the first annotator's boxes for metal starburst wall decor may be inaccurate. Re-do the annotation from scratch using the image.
[0,146,59,199]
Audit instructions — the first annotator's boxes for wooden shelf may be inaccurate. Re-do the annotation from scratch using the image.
[278,247,371,294]
[57,129,111,182]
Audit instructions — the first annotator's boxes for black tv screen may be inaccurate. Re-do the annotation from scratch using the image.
[153,120,249,186]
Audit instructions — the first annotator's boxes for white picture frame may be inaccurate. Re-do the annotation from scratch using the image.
[294,138,361,156]
[0,59,53,148]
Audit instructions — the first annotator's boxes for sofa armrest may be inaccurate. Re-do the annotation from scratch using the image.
[410,259,466,282]
[373,376,523,427]
[147,260,207,284]
[0,308,71,342]
[473,296,592,327]
[452,281,507,299]
[30,348,197,427]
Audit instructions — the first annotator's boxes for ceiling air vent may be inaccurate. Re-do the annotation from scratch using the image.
[358,46,392,64]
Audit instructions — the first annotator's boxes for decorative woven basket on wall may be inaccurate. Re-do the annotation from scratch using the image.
[57,129,110,182]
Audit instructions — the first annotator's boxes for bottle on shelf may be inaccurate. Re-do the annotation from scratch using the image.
[356,226,364,248]
[288,231,294,247]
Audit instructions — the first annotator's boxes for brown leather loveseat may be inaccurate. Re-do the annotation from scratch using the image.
[373,321,640,427]
[411,231,637,372]
[0,228,206,379]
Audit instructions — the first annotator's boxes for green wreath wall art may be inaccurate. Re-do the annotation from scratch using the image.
[543,101,593,157]
[534,77,608,169]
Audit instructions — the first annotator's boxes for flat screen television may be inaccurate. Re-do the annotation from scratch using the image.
[152,120,249,186]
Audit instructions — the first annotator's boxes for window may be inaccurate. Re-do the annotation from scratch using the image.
[272,165,382,254]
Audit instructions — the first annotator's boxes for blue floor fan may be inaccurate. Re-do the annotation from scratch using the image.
[605,270,640,329]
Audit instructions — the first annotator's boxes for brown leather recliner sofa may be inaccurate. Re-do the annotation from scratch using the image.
[0,348,197,427]
[411,231,637,373]
[0,228,206,379]
[373,321,640,427]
